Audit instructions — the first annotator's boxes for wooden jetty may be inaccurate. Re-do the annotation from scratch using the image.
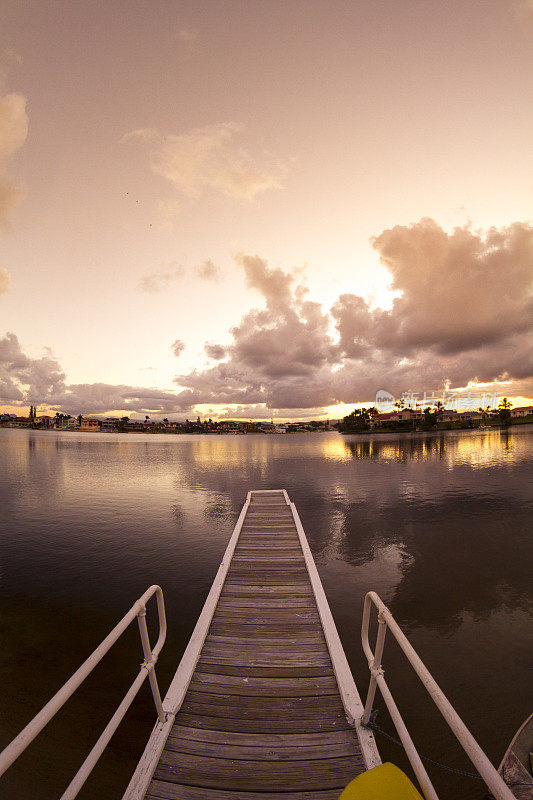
[125,489,380,800]
[0,491,517,800]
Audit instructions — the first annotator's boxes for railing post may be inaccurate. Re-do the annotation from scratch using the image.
[363,610,387,724]
[137,606,166,723]
[361,591,516,800]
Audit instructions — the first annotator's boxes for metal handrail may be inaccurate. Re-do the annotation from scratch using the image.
[0,584,166,800]
[361,591,515,800]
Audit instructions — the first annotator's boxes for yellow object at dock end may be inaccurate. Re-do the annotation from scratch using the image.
[339,762,424,800]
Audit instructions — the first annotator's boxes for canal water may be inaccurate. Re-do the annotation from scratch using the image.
[0,426,531,799]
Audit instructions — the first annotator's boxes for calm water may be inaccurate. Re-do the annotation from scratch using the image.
[0,427,531,799]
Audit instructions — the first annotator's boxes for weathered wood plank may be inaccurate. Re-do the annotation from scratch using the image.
[239,531,296,536]
[164,736,359,761]
[205,634,325,645]
[190,673,337,692]
[167,727,356,747]
[140,490,367,800]
[147,783,343,800]
[211,610,320,621]
[232,554,302,560]
[188,683,339,699]
[239,530,296,535]
[197,655,332,668]
[222,590,310,597]
[221,584,312,593]
[216,598,316,608]
[195,663,335,678]
[168,727,357,747]
[178,701,343,720]
[183,691,344,712]
[202,638,328,649]
[234,545,302,551]
[226,567,308,575]
[173,713,351,733]
[209,625,323,636]
[154,751,362,791]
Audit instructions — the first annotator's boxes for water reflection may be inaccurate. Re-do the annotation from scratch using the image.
[342,428,526,469]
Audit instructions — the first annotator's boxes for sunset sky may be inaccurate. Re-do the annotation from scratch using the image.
[1,0,532,419]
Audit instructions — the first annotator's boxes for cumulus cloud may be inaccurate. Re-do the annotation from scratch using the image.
[173,222,533,412]
[0,333,66,404]
[195,259,221,281]
[0,91,28,224]
[49,383,198,416]
[171,339,185,357]
[368,218,533,355]
[0,332,198,416]
[123,122,284,202]
[205,343,227,360]
[174,253,337,409]
[0,267,10,294]
[139,262,183,292]
[3,219,532,419]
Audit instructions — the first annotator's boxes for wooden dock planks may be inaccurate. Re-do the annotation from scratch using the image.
[143,490,369,799]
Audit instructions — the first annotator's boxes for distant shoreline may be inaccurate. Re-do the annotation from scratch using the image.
[339,419,533,435]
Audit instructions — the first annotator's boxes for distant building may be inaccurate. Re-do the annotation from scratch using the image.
[457,411,483,423]
[511,406,533,418]
[54,416,79,430]
[218,421,240,433]
[80,417,100,431]
[100,417,120,432]
[371,411,399,427]
[256,421,275,432]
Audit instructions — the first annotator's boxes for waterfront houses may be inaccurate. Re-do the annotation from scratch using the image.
[79,417,100,431]
[2,407,532,435]
[0,413,338,434]
[511,405,533,418]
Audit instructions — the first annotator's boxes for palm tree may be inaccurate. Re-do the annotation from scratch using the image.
[498,397,512,425]
[434,400,445,421]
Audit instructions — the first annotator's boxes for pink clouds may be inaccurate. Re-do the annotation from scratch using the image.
[2,219,532,417]
[123,123,285,204]
[171,339,185,357]
[174,221,533,409]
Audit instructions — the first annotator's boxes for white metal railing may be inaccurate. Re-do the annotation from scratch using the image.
[361,591,515,800]
[0,584,166,800]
